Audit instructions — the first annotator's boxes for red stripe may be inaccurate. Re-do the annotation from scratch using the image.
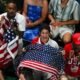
[3,58,12,64]
[0,58,11,64]
[50,76,57,80]
[21,60,58,73]
[0,43,7,53]
[0,43,18,61]
[0,52,10,61]
[19,63,57,76]
[21,63,57,75]
[0,43,18,67]
[18,63,58,80]
[18,60,58,75]
[10,43,18,54]
[0,47,7,53]
[0,58,12,68]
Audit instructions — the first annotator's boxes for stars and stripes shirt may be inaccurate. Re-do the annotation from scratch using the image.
[4,27,16,43]
[0,16,17,43]
[15,44,64,80]
[0,17,18,69]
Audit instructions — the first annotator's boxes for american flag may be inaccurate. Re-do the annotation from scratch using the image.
[0,17,18,69]
[15,44,64,80]
[4,27,16,43]
[0,37,18,69]
[1,17,17,43]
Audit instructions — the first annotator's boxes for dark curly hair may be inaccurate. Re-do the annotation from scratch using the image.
[40,24,50,33]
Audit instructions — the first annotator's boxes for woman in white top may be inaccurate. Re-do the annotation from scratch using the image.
[32,24,59,49]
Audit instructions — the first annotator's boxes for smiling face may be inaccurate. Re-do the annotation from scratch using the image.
[40,29,50,43]
[7,2,17,19]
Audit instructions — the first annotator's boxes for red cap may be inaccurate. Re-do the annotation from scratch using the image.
[72,33,80,45]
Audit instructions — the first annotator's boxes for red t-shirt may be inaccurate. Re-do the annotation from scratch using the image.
[64,43,80,77]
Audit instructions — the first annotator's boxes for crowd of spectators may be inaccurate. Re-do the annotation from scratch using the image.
[0,0,80,80]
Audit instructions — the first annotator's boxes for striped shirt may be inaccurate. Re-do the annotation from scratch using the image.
[49,0,80,30]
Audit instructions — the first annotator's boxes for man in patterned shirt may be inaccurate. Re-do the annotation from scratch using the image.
[0,1,26,80]
[49,0,80,44]
[0,0,26,55]
[0,0,26,43]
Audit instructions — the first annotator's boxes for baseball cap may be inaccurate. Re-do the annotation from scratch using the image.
[72,33,80,45]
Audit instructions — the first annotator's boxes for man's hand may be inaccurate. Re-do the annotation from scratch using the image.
[50,21,64,27]
[22,48,26,52]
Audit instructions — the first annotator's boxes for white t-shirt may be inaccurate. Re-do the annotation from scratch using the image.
[0,12,26,31]
[37,38,59,49]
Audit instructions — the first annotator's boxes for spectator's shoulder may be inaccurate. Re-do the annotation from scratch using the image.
[49,38,58,45]
[48,38,59,48]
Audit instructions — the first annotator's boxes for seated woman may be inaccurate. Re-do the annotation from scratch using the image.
[23,0,48,42]
[32,24,59,49]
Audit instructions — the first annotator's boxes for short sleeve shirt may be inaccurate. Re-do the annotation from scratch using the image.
[0,13,26,31]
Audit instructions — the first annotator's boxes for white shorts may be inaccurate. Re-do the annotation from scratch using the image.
[50,25,74,39]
